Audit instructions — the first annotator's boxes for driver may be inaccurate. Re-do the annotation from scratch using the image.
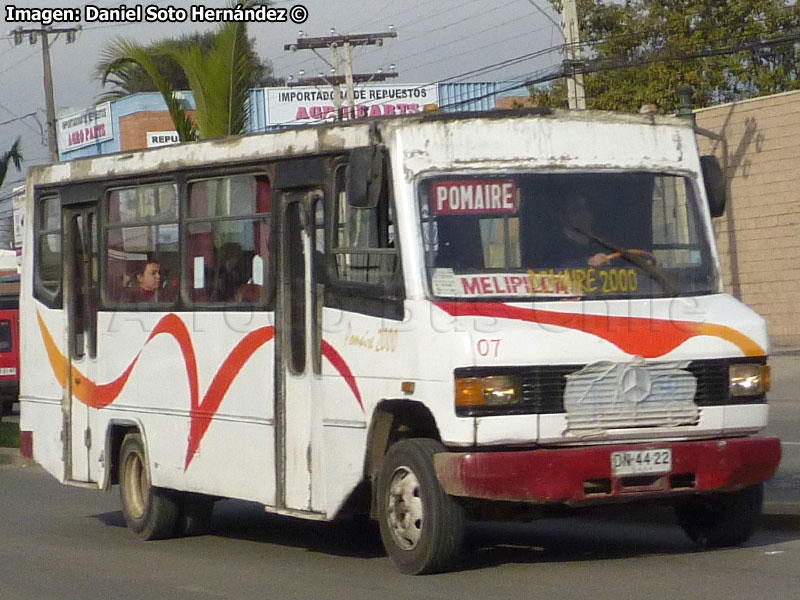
[557,195,613,267]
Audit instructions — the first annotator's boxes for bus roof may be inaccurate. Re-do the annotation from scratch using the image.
[27,108,693,188]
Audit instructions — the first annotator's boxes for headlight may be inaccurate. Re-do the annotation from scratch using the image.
[729,363,770,397]
[455,375,521,409]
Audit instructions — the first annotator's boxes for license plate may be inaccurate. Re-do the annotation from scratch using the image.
[611,448,672,476]
[0,367,16,376]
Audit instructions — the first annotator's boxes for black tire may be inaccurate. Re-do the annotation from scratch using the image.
[674,483,764,548]
[119,433,181,540]
[179,494,215,537]
[377,438,465,575]
[0,399,12,418]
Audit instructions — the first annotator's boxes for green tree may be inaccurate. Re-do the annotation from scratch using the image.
[96,30,282,103]
[97,0,276,140]
[535,0,800,112]
[0,137,22,189]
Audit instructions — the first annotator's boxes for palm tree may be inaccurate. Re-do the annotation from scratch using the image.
[0,137,22,189]
[97,0,261,141]
[98,39,197,141]
[95,30,281,104]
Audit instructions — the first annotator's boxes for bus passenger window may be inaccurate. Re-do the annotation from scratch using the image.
[34,196,62,306]
[186,174,271,306]
[104,183,179,306]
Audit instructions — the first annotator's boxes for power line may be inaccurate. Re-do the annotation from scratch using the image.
[396,0,521,44]
[0,101,44,138]
[278,0,561,84]
[577,28,800,77]
[0,113,38,127]
[273,23,800,125]
[523,0,563,39]
[274,0,483,73]
[389,7,541,67]
[436,44,563,83]
[0,48,38,76]
[402,21,558,74]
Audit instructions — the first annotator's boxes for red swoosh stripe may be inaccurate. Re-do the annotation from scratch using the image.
[322,340,364,412]
[435,301,764,358]
[38,311,365,470]
[185,326,274,468]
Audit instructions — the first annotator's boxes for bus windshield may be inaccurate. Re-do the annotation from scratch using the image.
[419,172,719,300]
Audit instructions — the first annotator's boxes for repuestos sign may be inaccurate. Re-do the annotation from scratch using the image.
[147,131,181,148]
[264,84,439,126]
[57,102,113,152]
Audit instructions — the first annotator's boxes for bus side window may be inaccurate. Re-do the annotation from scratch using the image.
[186,174,272,307]
[104,183,179,307]
[331,164,399,286]
[327,160,404,319]
[34,195,63,308]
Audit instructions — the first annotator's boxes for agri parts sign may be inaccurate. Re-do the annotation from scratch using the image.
[57,102,113,152]
[263,84,439,126]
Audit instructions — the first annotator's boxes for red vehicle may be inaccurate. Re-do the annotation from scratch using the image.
[0,274,19,419]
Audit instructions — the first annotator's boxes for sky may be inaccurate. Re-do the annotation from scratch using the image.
[0,0,564,196]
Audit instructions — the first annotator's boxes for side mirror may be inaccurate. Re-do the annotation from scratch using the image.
[346,146,385,209]
[700,154,726,218]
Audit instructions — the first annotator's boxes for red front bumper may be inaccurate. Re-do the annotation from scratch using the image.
[433,437,781,505]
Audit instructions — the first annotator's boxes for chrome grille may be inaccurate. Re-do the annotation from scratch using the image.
[455,358,764,418]
[562,360,699,431]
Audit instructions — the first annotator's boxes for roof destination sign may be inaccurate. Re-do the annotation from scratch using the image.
[431,180,518,215]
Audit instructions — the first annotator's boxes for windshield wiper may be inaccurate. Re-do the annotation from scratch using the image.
[569,226,677,295]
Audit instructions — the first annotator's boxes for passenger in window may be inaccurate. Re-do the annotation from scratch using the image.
[214,243,250,302]
[556,195,612,267]
[125,260,161,302]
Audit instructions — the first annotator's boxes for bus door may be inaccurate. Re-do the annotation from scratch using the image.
[63,203,99,483]
[276,189,325,513]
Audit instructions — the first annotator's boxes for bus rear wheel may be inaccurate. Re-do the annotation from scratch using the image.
[119,432,180,540]
[377,438,465,575]
[674,483,764,548]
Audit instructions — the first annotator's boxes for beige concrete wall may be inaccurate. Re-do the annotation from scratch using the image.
[694,90,800,347]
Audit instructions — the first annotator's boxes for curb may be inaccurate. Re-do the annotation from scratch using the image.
[771,348,800,357]
[0,447,33,467]
[761,502,800,531]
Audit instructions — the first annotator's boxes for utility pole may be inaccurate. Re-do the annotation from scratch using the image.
[285,31,398,120]
[331,45,343,117]
[343,41,356,120]
[10,25,81,162]
[561,0,586,110]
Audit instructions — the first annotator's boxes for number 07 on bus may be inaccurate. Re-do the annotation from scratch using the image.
[19,108,780,574]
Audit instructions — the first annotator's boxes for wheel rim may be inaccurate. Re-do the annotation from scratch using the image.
[386,466,424,550]
[123,451,148,519]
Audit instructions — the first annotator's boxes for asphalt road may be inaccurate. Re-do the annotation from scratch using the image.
[761,355,800,512]
[1,462,799,600]
[0,355,798,598]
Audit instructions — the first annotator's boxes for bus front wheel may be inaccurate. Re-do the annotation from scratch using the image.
[377,438,465,575]
[119,432,180,540]
[674,483,764,547]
